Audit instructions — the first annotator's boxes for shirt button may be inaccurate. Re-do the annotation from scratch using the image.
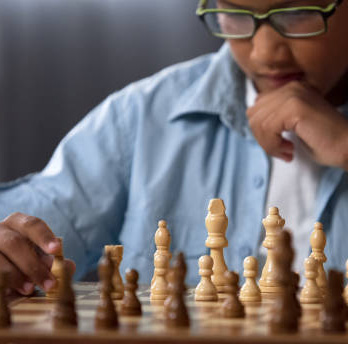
[253,176,264,188]
[239,246,252,259]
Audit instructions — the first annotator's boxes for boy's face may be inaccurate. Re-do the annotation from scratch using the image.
[223,0,348,99]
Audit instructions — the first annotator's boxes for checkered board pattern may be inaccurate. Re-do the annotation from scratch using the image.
[0,282,346,344]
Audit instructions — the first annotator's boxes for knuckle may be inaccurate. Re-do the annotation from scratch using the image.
[19,215,42,229]
[2,231,23,251]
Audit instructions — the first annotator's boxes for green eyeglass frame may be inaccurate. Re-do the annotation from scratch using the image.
[196,0,343,39]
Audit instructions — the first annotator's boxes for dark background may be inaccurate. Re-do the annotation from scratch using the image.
[0,0,221,182]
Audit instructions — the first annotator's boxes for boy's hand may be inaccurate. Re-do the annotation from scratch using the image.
[246,81,348,169]
[0,212,75,295]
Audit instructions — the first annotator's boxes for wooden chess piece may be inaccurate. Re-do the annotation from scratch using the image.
[95,251,118,330]
[300,257,323,304]
[163,268,175,313]
[104,245,124,300]
[151,220,171,287]
[195,255,218,301]
[344,259,348,305]
[0,271,11,328]
[259,207,285,297]
[205,198,229,293]
[269,230,298,334]
[46,237,64,298]
[309,222,327,297]
[221,271,245,318]
[322,270,346,333]
[291,272,302,318]
[151,254,169,301]
[165,262,190,327]
[51,260,77,329]
[240,256,261,303]
[120,269,142,316]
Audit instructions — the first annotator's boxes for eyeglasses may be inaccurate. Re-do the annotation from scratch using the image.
[196,0,343,39]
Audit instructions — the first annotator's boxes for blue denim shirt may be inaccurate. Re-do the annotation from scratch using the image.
[0,43,347,285]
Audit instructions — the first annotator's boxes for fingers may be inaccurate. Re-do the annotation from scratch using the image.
[2,213,61,255]
[0,224,55,291]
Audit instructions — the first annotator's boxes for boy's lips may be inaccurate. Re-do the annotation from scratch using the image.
[257,71,305,88]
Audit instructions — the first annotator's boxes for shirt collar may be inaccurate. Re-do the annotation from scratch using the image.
[168,43,251,137]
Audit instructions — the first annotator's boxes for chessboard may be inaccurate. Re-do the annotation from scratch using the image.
[1,282,347,344]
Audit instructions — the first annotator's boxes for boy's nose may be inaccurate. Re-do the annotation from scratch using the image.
[250,24,293,70]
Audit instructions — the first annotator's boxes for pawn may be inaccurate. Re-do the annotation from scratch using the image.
[240,256,261,303]
[291,272,302,318]
[195,255,218,302]
[0,271,11,328]
[322,270,346,333]
[151,254,169,301]
[165,264,190,328]
[120,269,142,316]
[46,237,64,298]
[104,245,124,300]
[300,257,323,304]
[51,261,77,329]
[95,251,118,330]
[221,271,245,318]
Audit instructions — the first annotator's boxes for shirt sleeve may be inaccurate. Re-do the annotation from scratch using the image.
[0,94,132,280]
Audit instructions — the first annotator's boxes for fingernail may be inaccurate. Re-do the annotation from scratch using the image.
[23,282,34,294]
[47,241,59,251]
[43,279,56,291]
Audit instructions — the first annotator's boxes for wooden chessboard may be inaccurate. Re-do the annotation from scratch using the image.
[1,282,346,344]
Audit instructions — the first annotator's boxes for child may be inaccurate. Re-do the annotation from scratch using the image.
[0,0,347,295]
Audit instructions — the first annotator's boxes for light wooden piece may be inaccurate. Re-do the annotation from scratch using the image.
[195,255,218,302]
[309,222,327,297]
[259,207,285,296]
[300,257,323,304]
[151,220,171,287]
[46,237,64,298]
[344,259,348,305]
[104,245,124,300]
[151,254,169,301]
[240,256,261,303]
[205,199,228,293]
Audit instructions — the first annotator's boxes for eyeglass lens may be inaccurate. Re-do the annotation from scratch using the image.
[204,1,327,38]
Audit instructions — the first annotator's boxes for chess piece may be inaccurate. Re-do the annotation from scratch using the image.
[221,271,245,318]
[205,198,228,293]
[322,270,346,333]
[291,272,302,318]
[120,269,142,316]
[151,254,169,301]
[300,257,323,304]
[269,230,298,334]
[46,237,64,298]
[51,260,78,329]
[0,271,11,328]
[165,260,190,327]
[259,207,285,297]
[104,245,124,300]
[151,220,171,287]
[195,255,218,302]
[163,268,175,313]
[240,256,261,303]
[309,222,327,297]
[95,252,118,330]
[344,260,348,304]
